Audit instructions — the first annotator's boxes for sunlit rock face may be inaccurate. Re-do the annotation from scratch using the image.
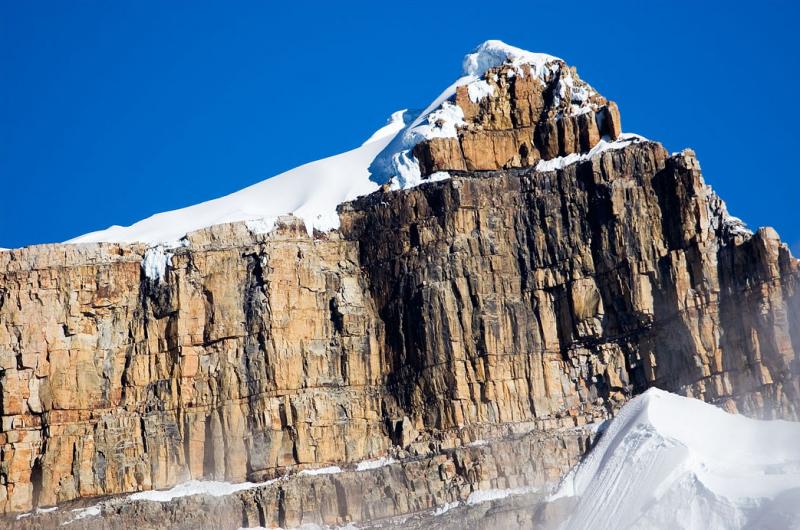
[1,40,798,527]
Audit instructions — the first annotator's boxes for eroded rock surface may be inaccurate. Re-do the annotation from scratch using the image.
[414,62,621,176]
[13,426,592,529]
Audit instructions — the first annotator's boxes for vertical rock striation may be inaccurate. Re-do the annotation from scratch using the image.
[340,143,799,431]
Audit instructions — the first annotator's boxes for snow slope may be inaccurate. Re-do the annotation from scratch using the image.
[553,388,800,530]
[67,110,408,243]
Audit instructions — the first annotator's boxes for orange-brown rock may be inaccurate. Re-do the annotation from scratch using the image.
[418,63,621,176]
[413,137,467,173]
[13,426,594,529]
[1,139,798,524]
[600,102,622,140]
[459,128,537,170]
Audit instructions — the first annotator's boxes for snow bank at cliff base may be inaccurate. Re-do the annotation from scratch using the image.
[554,388,800,530]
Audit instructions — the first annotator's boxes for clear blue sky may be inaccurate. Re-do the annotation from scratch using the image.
[2,1,798,254]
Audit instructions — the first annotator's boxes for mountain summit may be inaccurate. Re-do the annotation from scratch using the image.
[68,40,630,245]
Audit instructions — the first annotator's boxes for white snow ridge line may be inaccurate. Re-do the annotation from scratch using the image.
[552,388,800,530]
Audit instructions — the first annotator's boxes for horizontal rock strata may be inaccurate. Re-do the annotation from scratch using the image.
[13,427,593,529]
[414,62,622,176]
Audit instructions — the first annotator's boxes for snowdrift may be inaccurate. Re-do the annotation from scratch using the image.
[554,388,800,530]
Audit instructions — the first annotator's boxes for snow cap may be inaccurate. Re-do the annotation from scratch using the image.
[462,39,560,77]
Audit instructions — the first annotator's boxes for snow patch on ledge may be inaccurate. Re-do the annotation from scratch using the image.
[356,456,396,471]
[71,505,100,520]
[466,486,538,505]
[432,501,460,516]
[535,133,648,172]
[298,465,342,476]
[244,217,277,236]
[705,179,754,241]
[722,215,753,237]
[427,171,452,183]
[467,79,495,102]
[15,506,57,520]
[61,505,101,525]
[239,523,359,530]
[128,479,276,503]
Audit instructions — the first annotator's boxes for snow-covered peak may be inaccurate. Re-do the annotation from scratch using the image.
[462,39,561,77]
[369,41,602,188]
[63,41,614,248]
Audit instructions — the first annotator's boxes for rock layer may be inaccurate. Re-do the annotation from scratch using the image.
[342,143,799,426]
[414,62,622,176]
[13,426,592,529]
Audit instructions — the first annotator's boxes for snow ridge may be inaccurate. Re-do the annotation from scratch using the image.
[66,111,407,245]
[461,40,559,77]
[554,388,800,530]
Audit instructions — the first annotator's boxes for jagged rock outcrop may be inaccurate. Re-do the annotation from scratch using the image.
[413,61,621,176]
[1,44,798,528]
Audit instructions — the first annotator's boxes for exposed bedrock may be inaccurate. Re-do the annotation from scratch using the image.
[1,141,797,519]
[13,426,592,529]
[341,142,800,428]
[413,62,622,176]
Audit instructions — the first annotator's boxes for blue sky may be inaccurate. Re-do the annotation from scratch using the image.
[2,1,798,254]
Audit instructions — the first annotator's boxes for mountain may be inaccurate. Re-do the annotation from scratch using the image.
[2,40,799,529]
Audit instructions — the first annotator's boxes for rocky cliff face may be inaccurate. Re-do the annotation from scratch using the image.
[13,426,593,529]
[1,44,798,526]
